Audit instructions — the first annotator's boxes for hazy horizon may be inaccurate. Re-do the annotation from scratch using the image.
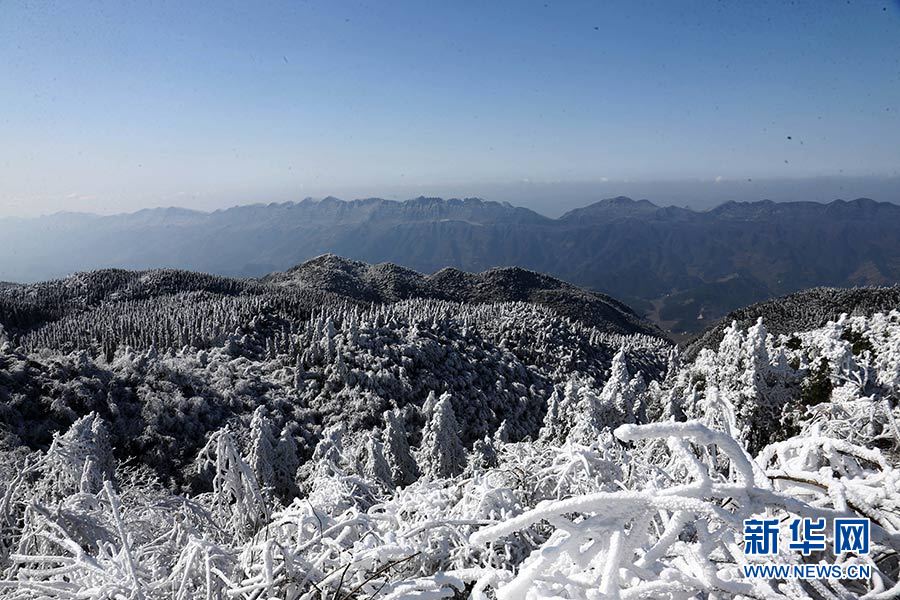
[3,1,899,218]
[1,174,898,220]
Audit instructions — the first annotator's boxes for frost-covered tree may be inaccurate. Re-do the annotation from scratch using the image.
[197,427,268,538]
[421,390,439,420]
[357,429,392,489]
[273,423,300,498]
[467,435,499,472]
[382,408,420,487]
[689,318,796,452]
[417,393,466,479]
[538,387,566,442]
[602,347,636,425]
[246,406,277,496]
[38,413,114,499]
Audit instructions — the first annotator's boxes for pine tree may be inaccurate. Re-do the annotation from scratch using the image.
[246,406,277,496]
[468,435,498,472]
[382,409,420,486]
[566,350,637,444]
[274,423,301,498]
[359,430,393,489]
[422,390,439,420]
[604,347,634,425]
[418,393,466,479]
[568,383,604,444]
[539,387,567,442]
[628,372,648,424]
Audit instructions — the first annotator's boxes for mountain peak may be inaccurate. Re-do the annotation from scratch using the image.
[559,196,660,221]
[604,196,652,205]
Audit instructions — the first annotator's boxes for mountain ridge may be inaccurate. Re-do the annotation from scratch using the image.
[0,256,664,340]
[265,254,662,337]
[9,195,896,223]
[2,195,899,334]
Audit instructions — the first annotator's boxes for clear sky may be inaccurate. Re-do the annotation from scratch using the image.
[2,0,899,217]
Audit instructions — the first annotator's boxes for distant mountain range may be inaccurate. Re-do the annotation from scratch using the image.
[3,195,899,334]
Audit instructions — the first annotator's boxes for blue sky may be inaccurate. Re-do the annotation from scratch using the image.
[2,0,899,216]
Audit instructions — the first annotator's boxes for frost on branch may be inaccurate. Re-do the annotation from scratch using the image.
[196,426,268,539]
[470,420,899,600]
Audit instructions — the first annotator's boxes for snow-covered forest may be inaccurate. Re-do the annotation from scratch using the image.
[1,268,899,599]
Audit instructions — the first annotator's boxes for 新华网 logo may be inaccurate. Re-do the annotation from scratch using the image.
[742,517,872,580]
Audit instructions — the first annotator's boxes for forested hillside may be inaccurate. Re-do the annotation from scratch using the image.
[0,263,667,481]
[266,254,660,336]
[685,285,900,359]
[1,263,899,597]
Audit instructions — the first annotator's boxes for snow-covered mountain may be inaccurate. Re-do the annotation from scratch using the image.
[0,256,662,340]
[1,259,899,598]
[0,260,669,471]
[684,284,900,359]
[4,196,900,334]
[265,254,661,336]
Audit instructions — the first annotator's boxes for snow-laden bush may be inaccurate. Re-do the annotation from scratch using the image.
[473,421,899,599]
